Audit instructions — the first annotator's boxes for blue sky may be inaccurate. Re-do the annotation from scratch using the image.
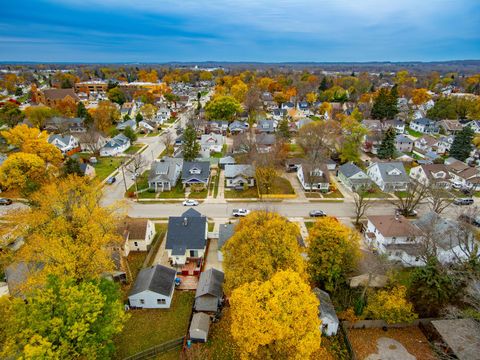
[1,0,479,62]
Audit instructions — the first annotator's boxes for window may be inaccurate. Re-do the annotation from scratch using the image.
[140,299,145,305]
[134,242,138,247]
[157,299,166,305]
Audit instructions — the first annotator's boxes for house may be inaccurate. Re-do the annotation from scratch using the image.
[446,160,480,190]
[78,132,108,153]
[229,121,248,134]
[45,117,86,133]
[48,134,80,155]
[224,164,255,188]
[194,268,224,312]
[138,120,156,133]
[116,119,137,131]
[155,107,171,124]
[165,208,207,266]
[337,163,372,191]
[313,288,339,336]
[410,118,439,134]
[189,312,210,343]
[466,120,480,133]
[128,265,176,309]
[394,134,414,153]
[429,319,480,360]
[148,157,183,192]
[120,218,156,252]
[281,102,295,110]
[200,134,225,157]
[217,223,234,262]
[297,101,311,115]
[100,133,130,156]
[218,156,235,169]
[363,132,383,155]
[365,215,419,264]
[257,119,276,134]
[79,163,96,178]
[271,108,287,121]
[255,133,276,153]
[285,158,303,172]
[33,88,79,107]
[297,163,330,192]
[208,120,229,135]
[410,164,451,188]
[366,162,409,192]
[181,161,210,188]
[439,120,463,135]
[414,135,438,154]
[384,119,406,134]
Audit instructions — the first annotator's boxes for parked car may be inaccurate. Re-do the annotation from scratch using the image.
[395,208,418,217]
[452,181,463,189]
[232,208,250,217]
[130,172,139,180]
[309,210,326,217]
[458,214,480,227]
[0,198,12,205]
[183,199,199,206]
[454,198,474,206]
[106,176,116,185]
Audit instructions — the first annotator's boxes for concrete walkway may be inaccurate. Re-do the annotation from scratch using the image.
[217,170,225,200]
[286,172,306,201]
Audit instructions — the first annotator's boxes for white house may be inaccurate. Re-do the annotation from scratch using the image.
[48,134,79,155]
[297,163,330,192]
[410,164,451,189]
[128,265,176,309]
[410,118,439,134]
[446,160,480,190]
[116,119,137,131]
[224,164,255,188]
[200,134,225,158]
[366,162,409,192]
[313,288,339,336]
[155,107,171,124]
[138,120,156,133]
[120,218,156,253]
[100,133,131,156]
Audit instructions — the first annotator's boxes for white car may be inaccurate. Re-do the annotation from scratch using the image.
[232,208,250,217]
[130,172,139,180]
[183,199,199,206]
[452,181,463,189]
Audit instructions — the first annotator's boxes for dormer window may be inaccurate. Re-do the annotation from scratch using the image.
[387,169,401,176]
[190,167,201,175]
[311,169,323,177]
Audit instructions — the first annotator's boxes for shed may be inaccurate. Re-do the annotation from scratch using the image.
[313,288,339,336]
[189,312,210,342]
[195,268,224,312]
[430,318,480,360]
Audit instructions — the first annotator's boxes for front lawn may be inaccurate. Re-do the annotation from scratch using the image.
[361,187,390,199]
[124,144,144,155]
[156,181,186,199]
[259,176,295,195]
[406,128,423,138]
[93,157,126,181]
[114,291,195,359]
[189,189,208,199]
[395,191,409,199]
[224,185,259,199]
[322,189,344,198]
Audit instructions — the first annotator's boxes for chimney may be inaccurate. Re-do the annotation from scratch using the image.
[183,217,188,226]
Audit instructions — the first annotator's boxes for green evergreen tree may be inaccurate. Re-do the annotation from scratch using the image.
[378,127,397,159]
[182,124,200,161]
[319,77,328,92]
[62,157,83,177]
[135,112,143,123]
[123,126,137,142]
[277,118,291,140]
[371,87,398,119]
[450,126,474,161]
[76,101,88,118]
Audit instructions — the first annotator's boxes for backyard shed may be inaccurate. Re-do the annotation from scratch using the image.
[189,312,210,342]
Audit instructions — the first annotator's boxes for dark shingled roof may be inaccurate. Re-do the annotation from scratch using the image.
[196,269,224,298]
[129,265,176,297]
[218,223,235,250]
[166,210,207,254]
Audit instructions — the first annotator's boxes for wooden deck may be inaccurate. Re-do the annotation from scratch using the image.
[176,275,198,290]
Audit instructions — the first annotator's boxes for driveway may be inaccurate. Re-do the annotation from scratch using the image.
[285,172,307,200]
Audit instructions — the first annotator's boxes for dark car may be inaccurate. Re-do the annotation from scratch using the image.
[0,198,12,205]
[106,176,116,185]
[309,210,326,217]
[458,214,480,227]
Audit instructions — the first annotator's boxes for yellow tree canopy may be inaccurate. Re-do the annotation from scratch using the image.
[365,286,418,324]
[1,124,63,166]
[222,211,305,294]
[307,217,361,292]
[92,100,120,132]
[230,270,321,360]
[411,88,432,106]
[1,175,124,289]
[0,152,49,192]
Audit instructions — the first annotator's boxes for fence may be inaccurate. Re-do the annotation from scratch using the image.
[123,337,185,360]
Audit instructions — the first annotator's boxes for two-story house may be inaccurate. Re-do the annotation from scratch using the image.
[366,162,409,192]
[148,157,183,192]
[409,164,451,188]
[48,134,80,156]
[297,163,330,192]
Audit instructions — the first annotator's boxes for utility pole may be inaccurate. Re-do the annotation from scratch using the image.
[121,161,128,193]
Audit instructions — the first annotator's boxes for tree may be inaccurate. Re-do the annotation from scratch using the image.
[255,165,277,195]
[450,126,474,162]
[394,181,429,217]
[140,104,158,121]
[223,211,305,294]
[0,276,127,359]
[62,157,82,177]
[340,117,368,163]
[411,88,432,106]
[1,124,63,166]
[92,101,120,132]
[0,152,48,193]
[24,105,56,128]
[230,270,321,360]
[365,286,418,324]
[377,127,396,159]
[276,118,291,140]
[76,126,104,155]
[205,95,242,121]
[306,92,317,104]
[1,175,123,285]
[123,126,137,142]
[76,101,88,118]
[231,81,248,103]
[353,189,372,226]
[107,87,126,105]
[138,69,158,82]
[0,101,24,127]
[427,186,453,214]
[135,112,143,123]
[182,125,200,161]
[55,97,77,118]
[307,217,361,291]
[162,132,174,156]
[371,87,398,119]
[125,154,148,200]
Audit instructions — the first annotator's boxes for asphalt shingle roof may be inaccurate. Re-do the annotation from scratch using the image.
[129,265,176,297]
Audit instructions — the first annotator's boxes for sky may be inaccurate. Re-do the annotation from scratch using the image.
[1,0,479,63]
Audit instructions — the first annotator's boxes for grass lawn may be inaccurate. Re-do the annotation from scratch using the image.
[224,185,259,199]
[260,176,295,195]
[304,221,314,230]
[210,152,224,159]
[189,189,208,199]
[201,308,239,360]
[93,157,125,181]
[156,181,186,199]
[406,128,423,138]
[126,251,148,283]
[395,191,410,199]
[323,189,344,198]
[114,292,195,359]
[208,222,215,232]
[147,223,168,267]
[361,187,390,199]
[125,144,144,155]
[213,173,220,198]
[305,192,322,198]
[126,171,158,199]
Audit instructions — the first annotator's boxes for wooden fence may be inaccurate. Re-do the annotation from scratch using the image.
[123,337,185,360]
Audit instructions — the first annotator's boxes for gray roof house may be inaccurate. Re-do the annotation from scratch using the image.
[194,268,225,312]
[148,157,183,192]
[395,134,414,153]
[217,223,235,262]
[224,164,255,188]
[256,133,276,153]
[128,265,177,309]
[366,162,409,192]
[337,163,372,191]
[229,121,248,134]
[189,312,210,343]
[116,119,137,131]
[100,133,131,157]
[181,161,210,187]
[313,288,339,336]
[410,118,439,134]
[166,209,207,266]
[257,119,276,133]
[218,156,236,169]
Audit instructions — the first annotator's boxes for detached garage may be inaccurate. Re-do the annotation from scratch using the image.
[189,312,210,343]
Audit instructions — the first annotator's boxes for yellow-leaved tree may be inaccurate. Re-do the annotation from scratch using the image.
[307,217,361,292]
[1,175,124,292]
[230,270,321,360]
[222,211,305,294]
[365,286,418,324]
[0,152,49,193]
